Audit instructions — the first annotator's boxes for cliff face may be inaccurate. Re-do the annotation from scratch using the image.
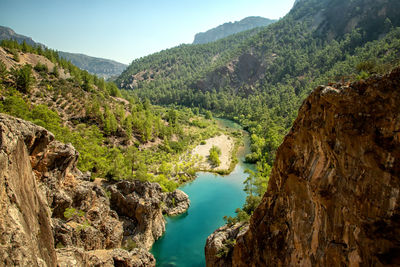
[206,69,400,266]
[0,115,57,266]
[0,113,189,266]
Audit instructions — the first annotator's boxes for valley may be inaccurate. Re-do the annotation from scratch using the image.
[0,0,400,266]
[151,120,253,267]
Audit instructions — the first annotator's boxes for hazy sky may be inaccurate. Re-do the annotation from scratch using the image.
[0,0,296,64]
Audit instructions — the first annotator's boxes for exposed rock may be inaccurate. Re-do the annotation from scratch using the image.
[0,114,57,266]
[57,247,155,267]
[31,133,124,251]
[108,180,189,250]
[194,52,266,97]
[163,189,190,216]
[206,69,400,266]
[0,109,192,266]
[205,223,248,267]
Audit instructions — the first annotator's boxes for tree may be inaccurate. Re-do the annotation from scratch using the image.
[208,145,221,167]
[52,65,59,78]
[205,110,213,120]
[0,61,7,81]
[108,82,121,97]
[11,64,34,93]
[167,109,177,126]
[21,40,29,53]
[104,108,118,135]
[12,49,20,62]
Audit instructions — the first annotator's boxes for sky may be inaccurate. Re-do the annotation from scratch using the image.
[0,0,296,64]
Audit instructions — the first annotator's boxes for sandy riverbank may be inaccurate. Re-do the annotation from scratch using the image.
[191,134,234,171]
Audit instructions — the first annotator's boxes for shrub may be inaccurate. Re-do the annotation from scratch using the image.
[208,145,221,167]
[34,62,49,73]
[63,208,85,220]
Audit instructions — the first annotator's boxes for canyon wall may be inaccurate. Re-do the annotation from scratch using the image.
[206,69,400,266]
[0,113,189,266]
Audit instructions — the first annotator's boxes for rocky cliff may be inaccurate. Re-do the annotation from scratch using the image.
[0,113,189,266]
[206,69,400,266]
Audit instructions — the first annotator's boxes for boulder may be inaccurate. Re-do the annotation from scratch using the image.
[163,189,190,216]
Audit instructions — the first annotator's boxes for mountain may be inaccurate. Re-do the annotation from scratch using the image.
[0,25,127,79]
[58,51,127,79]
[0,25,45,47]
[193,16,276,44]
[117,0,400,148]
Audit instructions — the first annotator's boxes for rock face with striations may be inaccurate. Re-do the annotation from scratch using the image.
[108,180,190,250]
[206,69,400,266]
[0,115,57,266]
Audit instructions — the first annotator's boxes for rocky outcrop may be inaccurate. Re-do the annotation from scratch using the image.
[29,128,124,251]
[57,247,155,267]
[205,223,248,267]
[0,113,163,265]
[0,114,57,266]
[162,189,190,216]
[206,69,400,266]
[194,53,266,96]
[108,180,190,250]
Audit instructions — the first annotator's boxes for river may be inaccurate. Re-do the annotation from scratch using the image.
[151,119,253,266]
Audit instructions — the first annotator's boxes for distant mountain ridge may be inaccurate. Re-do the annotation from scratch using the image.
[0,25,127,79]
[0,26,45,48]
[193,16,276,44]
[57,51,127,79]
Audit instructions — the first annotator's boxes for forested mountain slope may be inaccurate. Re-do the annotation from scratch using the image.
[0,40,229,193]
[193,16,276,44]
[58,51,127,79]
[116,26,267,90]
[117,0,400,207]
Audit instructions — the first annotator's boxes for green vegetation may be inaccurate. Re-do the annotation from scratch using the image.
[123,238,138,251]
[64,208,85,220]
[208,145,221,167]
[216,238,236,258]
[193,16,276,44]
[116,0,400,222]
[0,40,228,192]
[10,64,34,93]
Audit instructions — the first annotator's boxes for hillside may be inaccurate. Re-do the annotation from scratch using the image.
[0,40,240,193]
[58,51,127,79]
[117,0,400,201]
[0,26,127,79]
[0,31,248,265]
[193,16,276,44]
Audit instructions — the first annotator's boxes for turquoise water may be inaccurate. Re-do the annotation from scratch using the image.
[151,125,252,267]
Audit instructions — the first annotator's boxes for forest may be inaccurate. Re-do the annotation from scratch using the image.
[0,40,236,192]
[116,0,400,220]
